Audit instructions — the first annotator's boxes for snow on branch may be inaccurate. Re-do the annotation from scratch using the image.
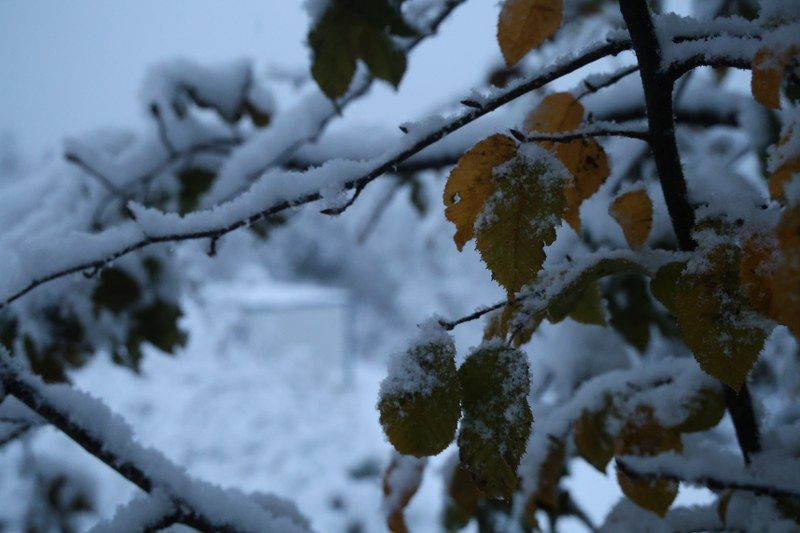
[0,21,766,310]
[0,37,634,309]
[438,248,685,331]
[88,489,178,533]
[0,350,310,533]
[617,450,800,501]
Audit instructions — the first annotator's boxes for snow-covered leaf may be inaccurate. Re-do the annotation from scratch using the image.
[457,343,532,500]
[443,134,518,251]
[378,323,461,456]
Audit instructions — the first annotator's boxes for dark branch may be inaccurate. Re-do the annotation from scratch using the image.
[2,38,633,309]
[523,127,650,143]
[619,0,761,464]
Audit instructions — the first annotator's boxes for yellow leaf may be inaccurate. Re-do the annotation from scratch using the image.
[524,92,583,134]
[652,246,769,391]
[609,189,654,248]
[475,146,569,295]
[458,344,532,500]
[751,45,798,109]
[378,331,461,456]
[560,139,610,231]
[740,224,800,341]
[769,158,800,203]
[615,405,682,517]
[444,134,518,250]
[483,300,539,346]
[383,454,426,533]
[497,0,564,67]
[525,92,609,231]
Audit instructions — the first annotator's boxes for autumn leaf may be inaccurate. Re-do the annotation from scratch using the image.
[751,45,798,109]
[652,246,769,391]
[475,144,570,295]
[458,344,532,500]
[483,300,539,347]
[442,460,484,530]
[378,327,461,456]
[605,274,679,353]
[444,134,518,250]
[574,397,615,472]
[609,189,654,248]
[523,437,566,525]
[383,453,426,533]
[740,218,799,341]
[524,92,583,134]
[615,405,682,517]
[497,0,564,67]
[525,92,610,231]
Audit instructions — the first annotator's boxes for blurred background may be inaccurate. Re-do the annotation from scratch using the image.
[0,1,738,531]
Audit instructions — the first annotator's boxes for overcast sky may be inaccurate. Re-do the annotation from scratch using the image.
[0,1,502,157]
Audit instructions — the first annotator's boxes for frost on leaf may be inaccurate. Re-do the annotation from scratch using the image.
[457,343,532,500]
[609,189,653,248]
[378,322,461,456]
[751,45,798,109]
[651,245,769,391]
[475,144,570,295]
[497,0,564,67]
[309,0,415,99]
[482,300,538,347]
[382,453,426,533]
[444,134,518,251]
[525,92,610,231]
[615,405,682,517]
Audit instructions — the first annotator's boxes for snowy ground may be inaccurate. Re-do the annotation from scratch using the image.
[0,277,716,532]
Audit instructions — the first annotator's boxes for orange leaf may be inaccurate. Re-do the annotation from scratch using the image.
[497,0,564,67]
[383,454,426,533]
[525,92,609,231]
[609,189,654,248]
[444,134,518,250]
[751,45,798,109]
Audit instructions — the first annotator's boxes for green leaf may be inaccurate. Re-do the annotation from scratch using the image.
[442,460,484,531]
[92,268,141,314]
[672,387,726,434]
[475,145,569,295]
[178,168,216,214]
[378,328,461,456]
[458,344,532,500]
[308,0,413,99]
[573,396,615,472]
[131,300,187,354]
[309,7,360,100]
[358,25,406,88]
[568,280,606,325]
[651,246,769,391]
[605,274,678,353]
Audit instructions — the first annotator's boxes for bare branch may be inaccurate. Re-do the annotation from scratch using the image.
[523,126,650,142]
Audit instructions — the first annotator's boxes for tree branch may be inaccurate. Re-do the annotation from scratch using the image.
[0,353,309,532]
[616,458,800,501]
[1,38,633,309]
[619,0,761,464]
